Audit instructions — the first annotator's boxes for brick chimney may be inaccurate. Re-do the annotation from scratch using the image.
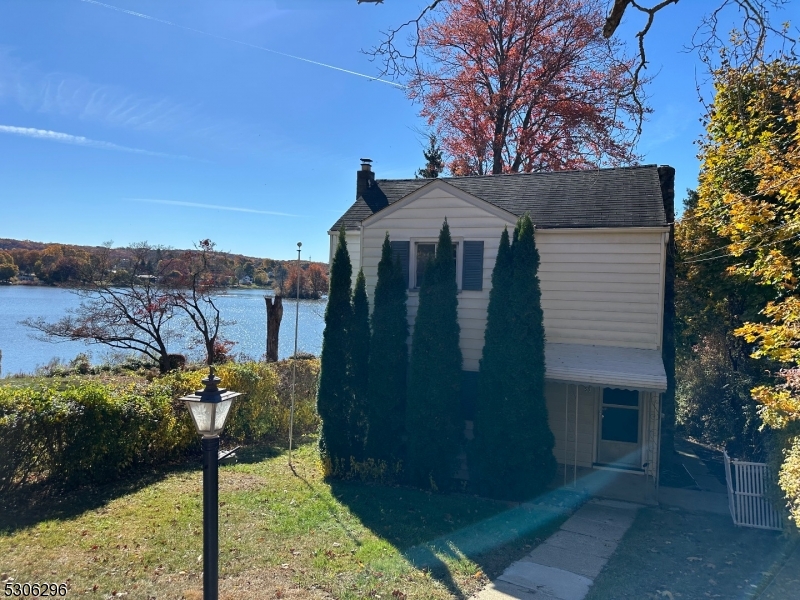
[357,158,374,199]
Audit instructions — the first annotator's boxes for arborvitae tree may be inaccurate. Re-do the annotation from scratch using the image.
[416,133,445,179]
[474,215,555,499]
[349,269,370,462]
[317,227,354,473]
[366,234,409,467]
[471,227,515,495]
[406,220,463,489]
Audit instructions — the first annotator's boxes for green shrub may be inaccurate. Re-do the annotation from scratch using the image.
[777,432,800,527]
[0,359,320,491]
[0,378,194,490]
[676,334,768,459]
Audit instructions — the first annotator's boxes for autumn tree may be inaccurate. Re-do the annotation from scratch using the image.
[675,191,773,458]
[169,239,231,366]
[369,1,796,132]
[32,244,92,284]
[385,0,644,174]
[417,133,445,178]
[406,220,463,489]
[281,263,305,298]
[24,241,232,373]
[280,263,329,299]
[0,252,18,281]
[307,263,330,298]
[693,58,800,516]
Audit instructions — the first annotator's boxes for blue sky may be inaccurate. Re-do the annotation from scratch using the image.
[1,0,797,261]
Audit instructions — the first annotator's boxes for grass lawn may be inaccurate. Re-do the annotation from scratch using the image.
[0,441,569,600]
[585,506,797,600]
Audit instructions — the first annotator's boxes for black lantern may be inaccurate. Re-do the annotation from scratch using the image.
[181,367,241,600]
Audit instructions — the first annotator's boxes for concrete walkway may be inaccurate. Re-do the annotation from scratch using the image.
[472,499,641,600]
[658,438,730,515]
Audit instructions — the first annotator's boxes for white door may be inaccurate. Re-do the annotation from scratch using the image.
[597,388,641,469]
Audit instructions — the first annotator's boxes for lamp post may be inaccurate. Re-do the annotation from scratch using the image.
[181,367,241,600]
[289,241,301,466]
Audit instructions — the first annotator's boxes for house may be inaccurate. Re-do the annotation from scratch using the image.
[329,160,673,504]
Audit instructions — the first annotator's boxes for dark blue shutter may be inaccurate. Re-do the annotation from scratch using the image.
[389,241,410,289]
[461,241,484,291]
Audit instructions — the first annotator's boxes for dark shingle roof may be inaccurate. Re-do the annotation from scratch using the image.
[330,165,668,231]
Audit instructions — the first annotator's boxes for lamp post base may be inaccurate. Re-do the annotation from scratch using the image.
[202,436,220,600]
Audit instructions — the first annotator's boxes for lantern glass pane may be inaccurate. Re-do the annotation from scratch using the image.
[214,399,233,433]
[187,401,213,434]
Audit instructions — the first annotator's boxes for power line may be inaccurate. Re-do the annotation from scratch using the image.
[679,230,800,265]
[680,221,797,261]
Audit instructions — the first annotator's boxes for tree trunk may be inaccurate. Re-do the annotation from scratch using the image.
[265,295,283,362]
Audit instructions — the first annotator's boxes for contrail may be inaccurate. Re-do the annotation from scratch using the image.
[80,0,405,88]
[130,198,298,217]
[0,124,190,158]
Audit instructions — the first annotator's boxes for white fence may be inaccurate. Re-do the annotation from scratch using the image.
[723,451,784,531]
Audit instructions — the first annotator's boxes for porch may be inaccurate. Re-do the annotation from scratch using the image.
[552,463,659,505]
[544,343,667,505]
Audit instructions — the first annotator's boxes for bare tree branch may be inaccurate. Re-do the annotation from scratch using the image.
[366,0,797,139]
[23,240,234,373]
[364,0,445,78]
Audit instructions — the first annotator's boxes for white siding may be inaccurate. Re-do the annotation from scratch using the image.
[329,231,362,283]
[547,382,597,468]
[359,186,666,370]
[537,230,664,350]
[362,187,512,371]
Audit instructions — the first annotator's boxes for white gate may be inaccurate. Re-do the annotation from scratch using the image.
[723,451,784,531]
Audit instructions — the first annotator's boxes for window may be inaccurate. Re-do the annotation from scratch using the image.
[601,388,639,444]
[391,238,484,291]
[415,242,456,288]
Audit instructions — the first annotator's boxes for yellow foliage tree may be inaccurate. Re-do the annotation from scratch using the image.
[695,57,800,521]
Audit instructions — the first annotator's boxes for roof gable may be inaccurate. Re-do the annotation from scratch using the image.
[330,165,669,232]
[361,179,517,228]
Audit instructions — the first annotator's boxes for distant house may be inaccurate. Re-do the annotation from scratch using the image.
[329,161,673,503]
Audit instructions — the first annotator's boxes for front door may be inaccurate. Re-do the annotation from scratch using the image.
[597,388,641,469]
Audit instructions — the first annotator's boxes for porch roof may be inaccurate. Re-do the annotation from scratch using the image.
[545,343,667,392]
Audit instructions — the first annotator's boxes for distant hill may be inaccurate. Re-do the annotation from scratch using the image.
[0,238,328,292]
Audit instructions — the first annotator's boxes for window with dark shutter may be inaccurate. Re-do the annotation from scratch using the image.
[461,241,484,290]
[389,241,410,289]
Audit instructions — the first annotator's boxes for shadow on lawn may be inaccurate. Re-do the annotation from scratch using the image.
[328,479,578,599]
[0,443,287,534]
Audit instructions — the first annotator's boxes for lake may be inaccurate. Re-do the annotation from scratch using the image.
[0,286,327,376]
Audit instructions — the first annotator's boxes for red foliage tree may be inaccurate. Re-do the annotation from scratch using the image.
[409,0,645,175]
[281,263,329,299]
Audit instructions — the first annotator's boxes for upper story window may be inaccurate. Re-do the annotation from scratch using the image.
[391,239,484,292]
[415,242,457,288]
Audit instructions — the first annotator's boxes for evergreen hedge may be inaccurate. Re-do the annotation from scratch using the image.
[349,269,370,462]
[406,220,463,490]
[317,227,355,473]
[473,216,556,500]
[0,360,321,491]
[366,234,409,468]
